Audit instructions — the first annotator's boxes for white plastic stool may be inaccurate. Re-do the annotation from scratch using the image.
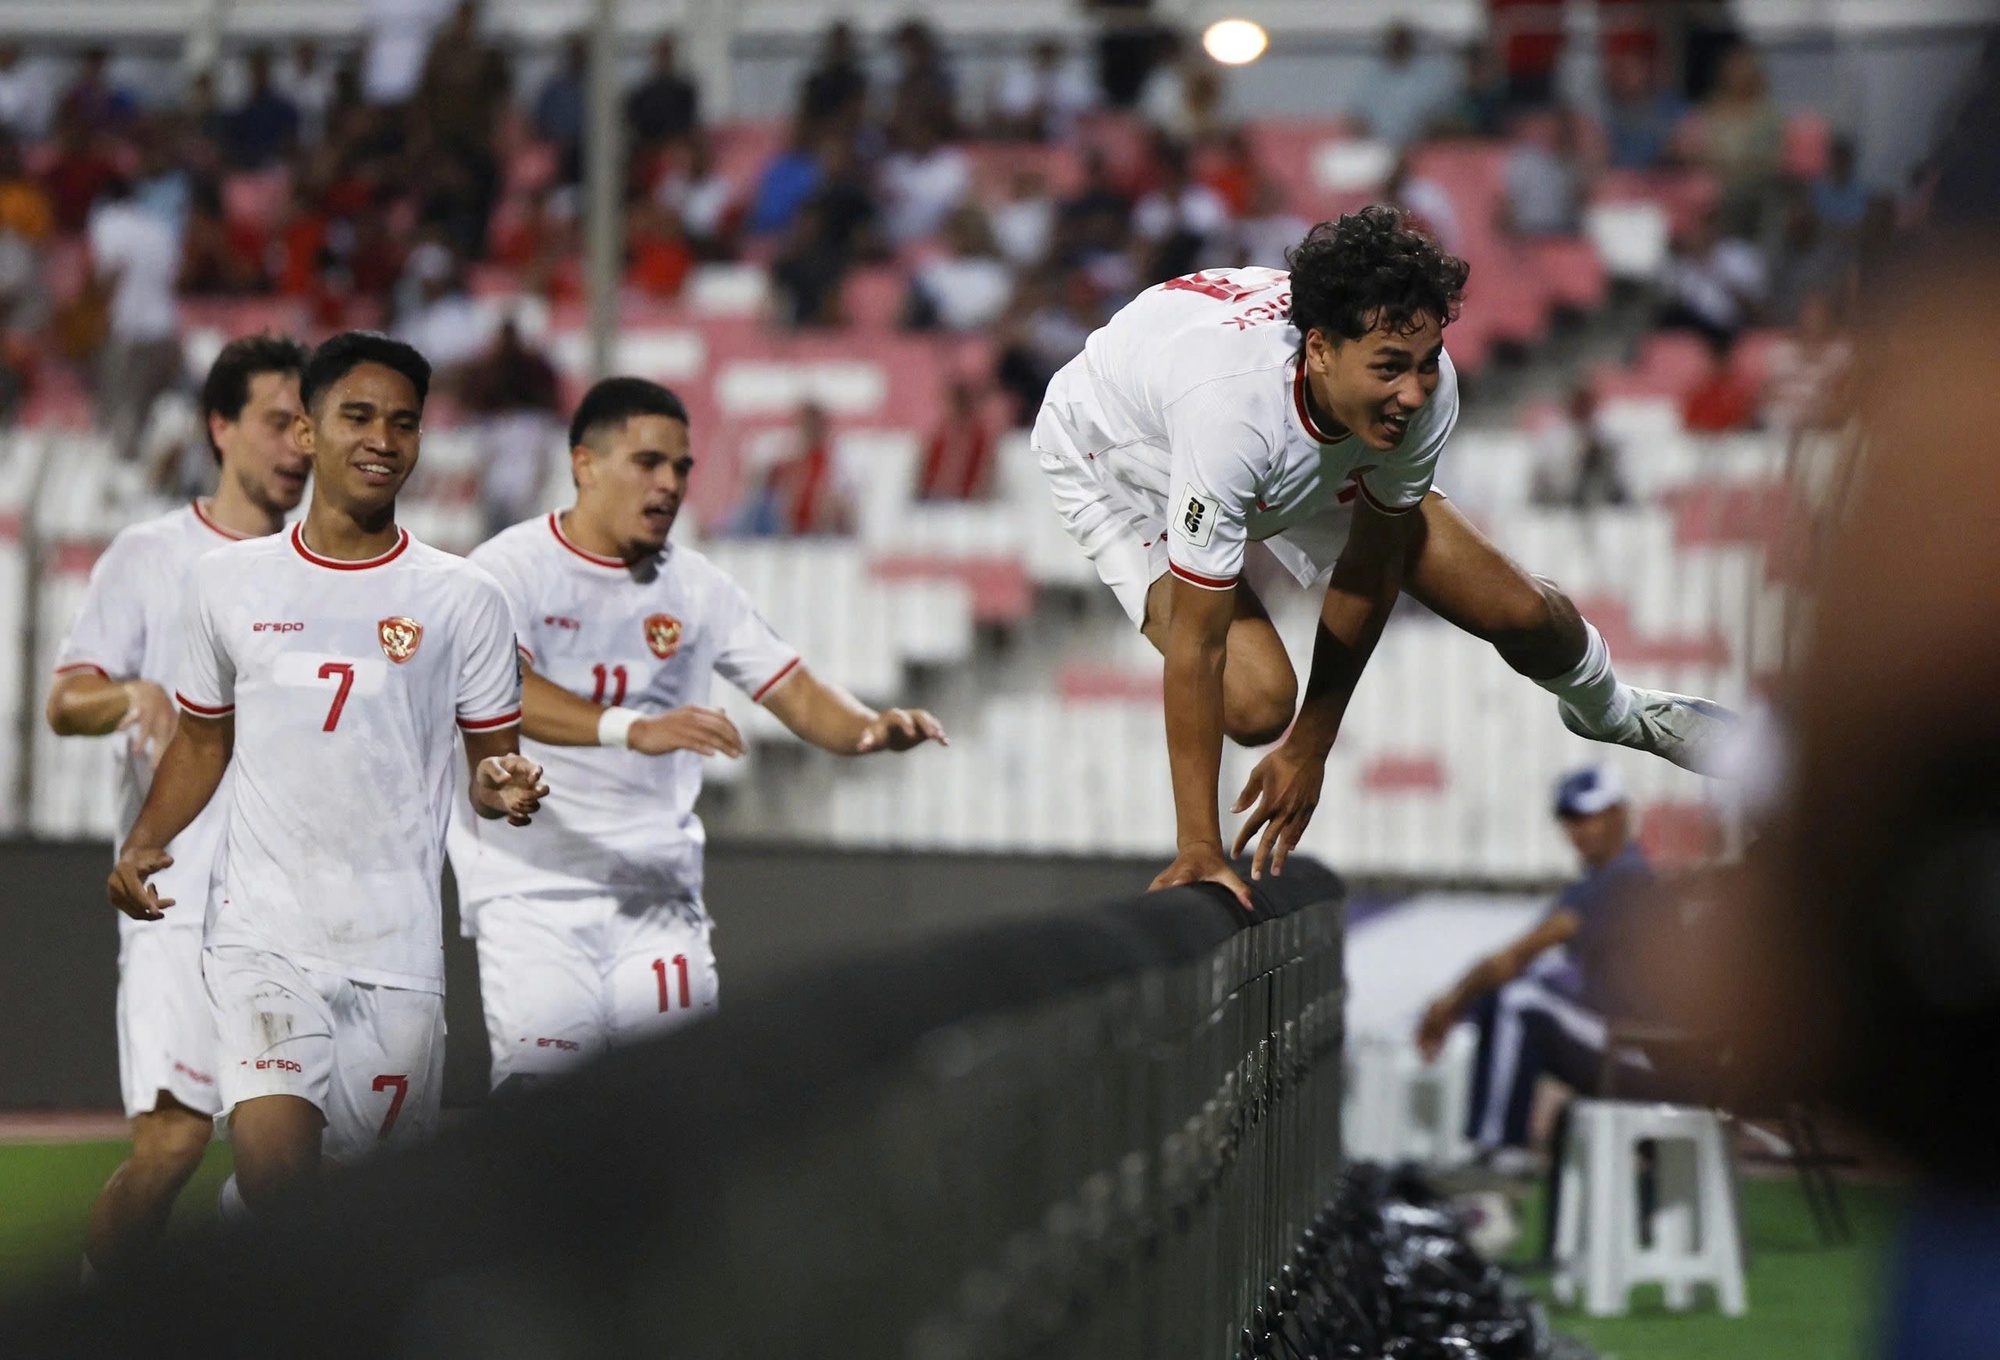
[1342,1028,1476,1168]
[1552,1099,1748,1317]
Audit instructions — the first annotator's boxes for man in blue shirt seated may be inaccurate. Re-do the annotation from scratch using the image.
[1415,764,1661,1154]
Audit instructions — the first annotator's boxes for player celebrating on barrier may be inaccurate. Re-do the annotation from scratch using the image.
[48,334,310,1277]
[1033,207,1733,908]
[105,332,546,1218]
[446,376,945,1087]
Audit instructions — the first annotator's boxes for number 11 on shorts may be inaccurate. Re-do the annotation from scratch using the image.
[652,955,690,1012]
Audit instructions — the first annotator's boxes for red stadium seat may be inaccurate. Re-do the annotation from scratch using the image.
[1529,236,1607,312]
[840,267,909,331]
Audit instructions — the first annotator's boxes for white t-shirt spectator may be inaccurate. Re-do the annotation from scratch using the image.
[1349,55,1457,148]
[880,144,972,247]
[1238,208,1310,271]
[398,292,495,371]
[277,50,337,145]
[916,255,1015,331]
[1664,239,1766,334]
[1133,182,1232,245]
[991,194,1055,268]
[88,201,180,343]
[364,0,453,104]
[993,55,1096,141]
[0,54,58,140]
[1506,143,1580,236]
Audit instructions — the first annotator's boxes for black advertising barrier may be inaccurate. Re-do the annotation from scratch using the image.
[4,858,1345,1360]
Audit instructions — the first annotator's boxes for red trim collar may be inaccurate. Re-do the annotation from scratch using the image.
[548,512,633,570]
[191,499,250,541]
[1292,365,1347,446]
[291,522,410,571]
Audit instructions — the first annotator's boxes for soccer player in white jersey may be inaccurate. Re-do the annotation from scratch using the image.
[105,332,548,1218]
[1035,207,1734,907]
[447,377,946,1087]
[47,334,311,1276]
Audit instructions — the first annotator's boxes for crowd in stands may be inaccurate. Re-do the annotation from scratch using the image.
[0,4,1890,535]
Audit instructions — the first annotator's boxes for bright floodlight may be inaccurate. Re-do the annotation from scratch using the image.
[1203,18,1269,66]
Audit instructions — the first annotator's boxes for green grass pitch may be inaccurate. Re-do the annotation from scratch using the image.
[0,1141,1898,1358]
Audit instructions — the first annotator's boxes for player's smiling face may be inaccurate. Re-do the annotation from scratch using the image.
[1305,311,1445,451]
[299,362,422,514]
[574,413,694,558]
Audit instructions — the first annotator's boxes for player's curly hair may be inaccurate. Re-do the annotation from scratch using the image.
[1286,206,1469,348]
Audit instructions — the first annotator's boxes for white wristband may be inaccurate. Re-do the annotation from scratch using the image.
[597,706,641,749]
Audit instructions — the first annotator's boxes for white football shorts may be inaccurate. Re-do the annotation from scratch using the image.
[116,924,222,1118]
[204,944,445,1164]
[472,892,719,1086]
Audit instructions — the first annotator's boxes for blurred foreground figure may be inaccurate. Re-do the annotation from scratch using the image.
[1754,239,2000,1359]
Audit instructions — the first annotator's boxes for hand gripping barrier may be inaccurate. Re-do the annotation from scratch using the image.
[2,857,1347,1359]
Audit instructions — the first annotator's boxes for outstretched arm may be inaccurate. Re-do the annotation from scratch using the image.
[107,713,233,921]
[517,666,746,758]
[1231,497,1416,877]
[760,663,947,755]
[1151,574,1251,909]
[1414,909,1582,1060]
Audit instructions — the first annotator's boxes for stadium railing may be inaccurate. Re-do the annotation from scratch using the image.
[4,857,1347,1360]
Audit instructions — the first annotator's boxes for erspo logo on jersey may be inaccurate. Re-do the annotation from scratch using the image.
[644,612,683,660]
[252,621,305,633]
[378,616,424,664]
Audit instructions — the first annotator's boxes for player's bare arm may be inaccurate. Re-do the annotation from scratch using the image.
[1152,573,1254,910]
[47,671,178,761]
[1414,909,1582,1060]
[463,726,549,825]
[759,663,948,755]
[518,665,746,758]
[107,713,233,921]
[1232,495,1416,879]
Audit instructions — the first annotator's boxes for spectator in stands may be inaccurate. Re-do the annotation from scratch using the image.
[1138,34,1229,145]
[1348,22,1456,149]
[770,201,847,327]
[990,168,1056,270]
[0,42,58,143]
[88,175,183,462]
[1092,0,1173,110]
[1200,129,1259,218]
[887,19,960,141]
[0,130,51,341]
[179,180,262,296]
[1434,41,1509,140]
[129,118,192,237]
[746,118,824,238]
[1503,108,1586,237]
[394,238,493,375]
[909,205,1014,333]
[534,34,589,186]
[221,48,301,170]
[994,266,1101,425]
[627,35,701,153]
[418,1,511,157]
[918,380,996,501]
[1810,134,1869,237]
[58,47,137,137]
[799,21,868,131]
[1657,208,1765,349]
[879,113,972,249]
[991,36,1096,143]
[1416,765,1664,1158]
[656,134,740,260]
[1235,176,1307,270]
[1696,43,1785,241]
[277,39,337,147]
[1532,385,1628,508]
[1384,152,1462,255]
[1055,147,1132,272]
[1762,290,1853,434]
[1601,47,1687,172]
[461,316,564,539]
[364,0,454,105]
[626,197,695,299]
[1131,140,1231,283]
[40,111,121,234]
[1768,185,1855,326]
[742,401,853,536]
[1488,0,1565,108]
[1680,335,1760,433]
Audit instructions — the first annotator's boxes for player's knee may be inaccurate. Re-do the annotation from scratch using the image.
[129,1108,211,1183]
[1225,686,1297,748]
